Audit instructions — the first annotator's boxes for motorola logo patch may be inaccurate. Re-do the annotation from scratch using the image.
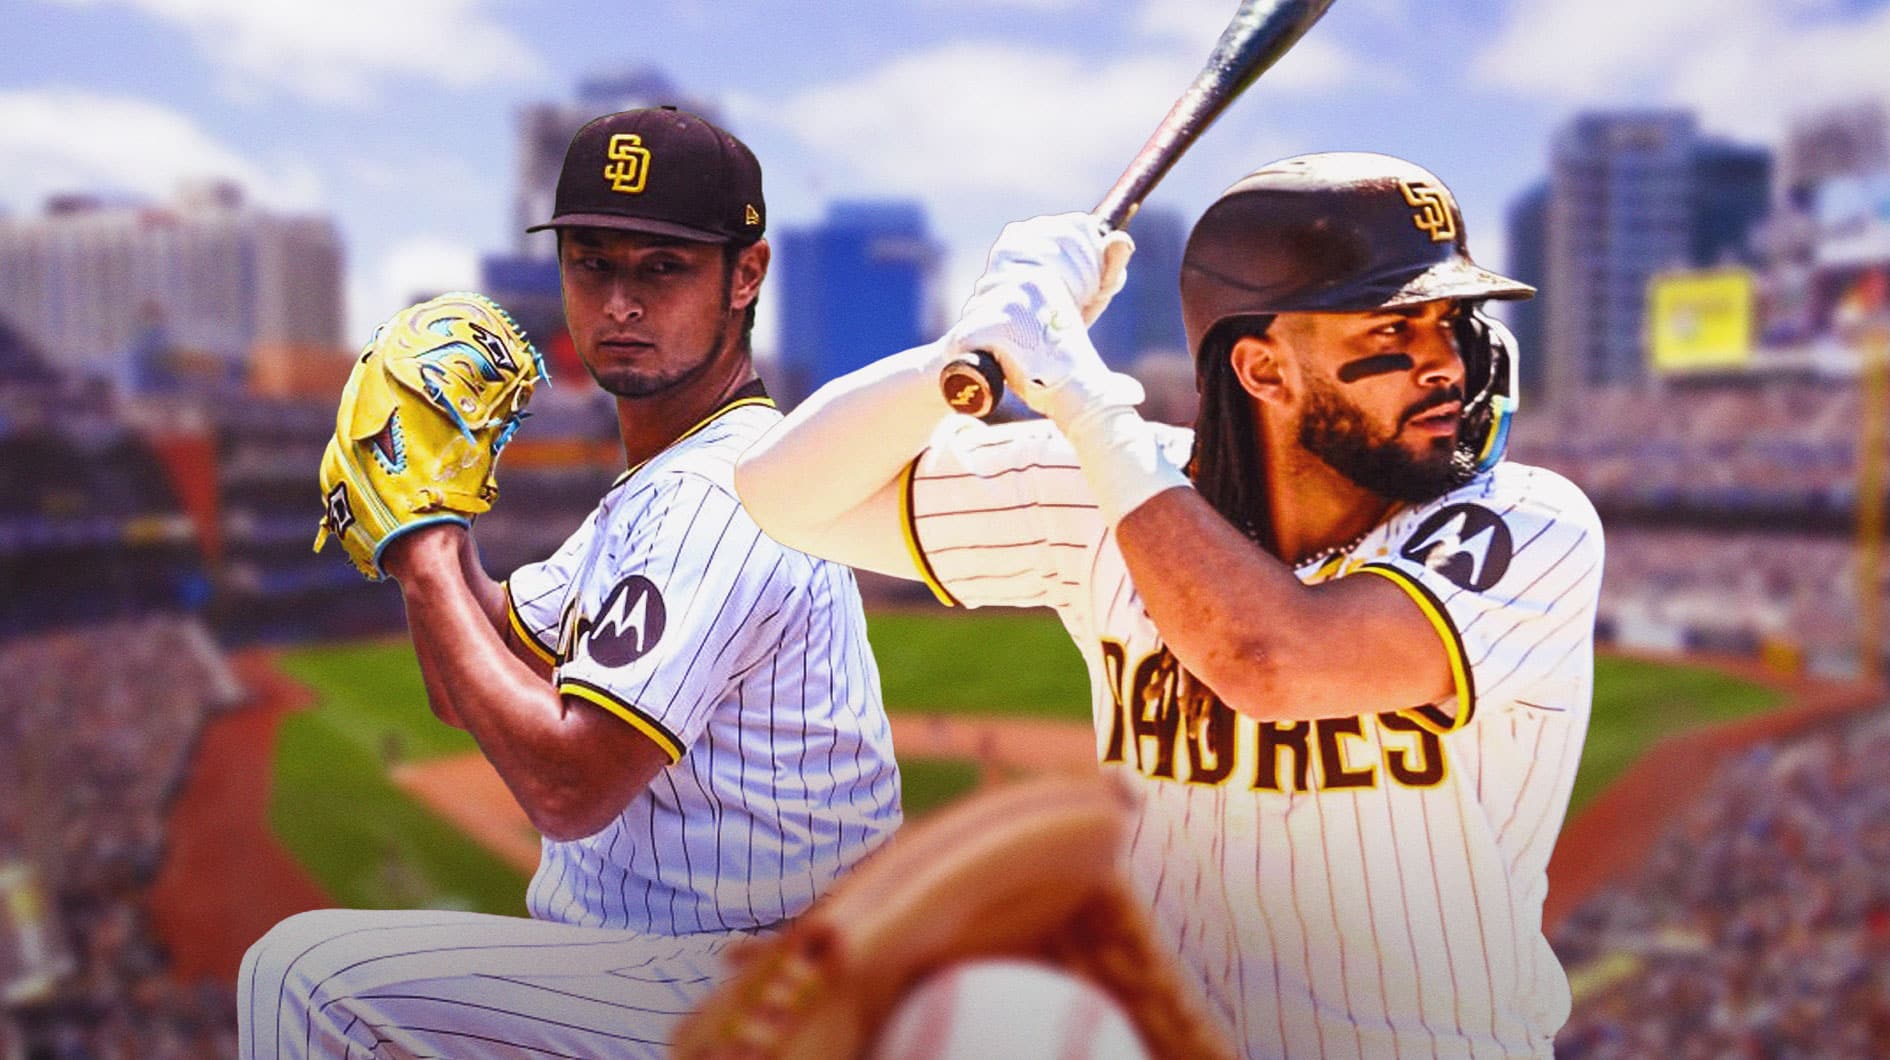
[584,575,667,667]
[1399,504,1512,591]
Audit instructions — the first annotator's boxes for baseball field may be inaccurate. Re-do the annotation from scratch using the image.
[266,609,1786,916]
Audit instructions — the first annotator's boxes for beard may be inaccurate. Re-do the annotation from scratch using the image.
[1297,377,1465,502]
[583,312,733,400]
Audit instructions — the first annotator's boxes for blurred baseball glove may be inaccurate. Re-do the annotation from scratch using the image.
[314,291,546,580]
[672,776,1235,1060]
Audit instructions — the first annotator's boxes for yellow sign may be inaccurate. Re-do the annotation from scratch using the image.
[1647,268,1754,372]
[1398,180,1457,243]
[603,133,650,194]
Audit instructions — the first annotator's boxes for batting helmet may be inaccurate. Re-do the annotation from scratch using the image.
[1180,152,1533,475]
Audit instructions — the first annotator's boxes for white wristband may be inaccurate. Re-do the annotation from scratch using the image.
[1059,403,1192,526]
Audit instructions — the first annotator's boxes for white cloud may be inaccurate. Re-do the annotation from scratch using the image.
[748,34,1310,330]
[0,89,321,214]
[42,0,543,104]
[344,154,488,209]
[1135,0,1381,91]
[1474,0,1890,141]
[765,42,1198,201]
[350,235,480,342]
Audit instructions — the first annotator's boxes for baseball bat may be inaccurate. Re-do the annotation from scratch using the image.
[937,0,1339,418]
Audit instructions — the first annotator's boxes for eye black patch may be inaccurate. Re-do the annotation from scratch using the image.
[1337,353,1414,383]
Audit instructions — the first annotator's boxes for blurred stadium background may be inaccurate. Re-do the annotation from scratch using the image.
[6,61,1890,1060]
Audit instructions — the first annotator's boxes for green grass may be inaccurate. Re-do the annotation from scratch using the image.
[866,608,1089,720]
[277,640,480,762]
[273,641,529,913]
[898,757,983,818]
[1567,655,1785,813]
[268,623,1791,911]
[270,709,530,913]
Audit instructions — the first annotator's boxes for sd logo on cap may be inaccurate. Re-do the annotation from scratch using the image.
[528,106,766,245]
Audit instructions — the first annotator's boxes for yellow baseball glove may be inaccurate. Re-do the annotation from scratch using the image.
[672,776,1235,1060]
[314,292,546,580]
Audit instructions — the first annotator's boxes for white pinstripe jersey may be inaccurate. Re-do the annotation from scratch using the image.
[901,417,1604,1059]
[506,390,901,936]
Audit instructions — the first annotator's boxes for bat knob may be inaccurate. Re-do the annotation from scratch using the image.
[939,352,1005,419]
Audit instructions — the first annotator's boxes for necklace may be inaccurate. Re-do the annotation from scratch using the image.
[1292,526,1375,570]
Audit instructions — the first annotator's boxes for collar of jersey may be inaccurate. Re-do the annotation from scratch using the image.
[611,381,776,487]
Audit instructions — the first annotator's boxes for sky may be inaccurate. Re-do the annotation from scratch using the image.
[5,0,1890,356]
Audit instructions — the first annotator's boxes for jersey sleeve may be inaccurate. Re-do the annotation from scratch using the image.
[901,417,1108,613]
[553,472,797,763]
[1356,466,1605,735]
[503,507,601,668]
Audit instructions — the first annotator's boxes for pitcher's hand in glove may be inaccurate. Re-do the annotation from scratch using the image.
[314,292,546,580]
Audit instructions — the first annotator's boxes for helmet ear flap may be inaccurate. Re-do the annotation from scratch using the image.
[1452,306,1519,477]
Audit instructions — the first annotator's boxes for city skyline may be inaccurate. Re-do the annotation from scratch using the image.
[6,0,1890,357]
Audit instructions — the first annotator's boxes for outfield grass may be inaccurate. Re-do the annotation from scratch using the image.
[865,608,1089,719]
[270,622,1786,910]
[277,640,480,762]
[270,709,531,913]
[898,757,983,818]
[1568,655,1785,813]
[274,643,529,913]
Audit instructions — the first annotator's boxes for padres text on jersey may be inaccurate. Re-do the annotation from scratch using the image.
[902,417,1603,1060]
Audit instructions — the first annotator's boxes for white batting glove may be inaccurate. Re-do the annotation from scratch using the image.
[969,213,1135,326]
[944,279,1144,427]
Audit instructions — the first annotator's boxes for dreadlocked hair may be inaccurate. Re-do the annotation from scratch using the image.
[1186,314,1278,557]
[1178,314,1275,736]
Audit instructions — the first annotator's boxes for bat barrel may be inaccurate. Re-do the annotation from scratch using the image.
[945,0,1340,416]
[1094,0,1336,233]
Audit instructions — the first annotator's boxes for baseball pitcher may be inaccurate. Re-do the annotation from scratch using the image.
[241,107,901,1058]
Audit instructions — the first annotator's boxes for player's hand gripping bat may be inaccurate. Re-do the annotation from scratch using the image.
[937,0,1340,418]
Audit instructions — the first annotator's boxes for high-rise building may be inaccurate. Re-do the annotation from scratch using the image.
[776,202,940,403]
[1088,207,1188,370]
[1504,180,1551,403]
[0,180,342,387]
[1546,112,1699,394]
[1542,112,1777,397]
[1534,111,1780,399]
[1692,140,1774,268]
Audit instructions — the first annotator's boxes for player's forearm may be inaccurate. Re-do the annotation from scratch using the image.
[1115,489,1453,721]
[454,532,552,679]
[1114,491,1324,719]
[735,342,952,573]
[456,531,507,635]
[395,534,561,741]
[390,531,652,838]
[403,533,516,725]
[404,607,468,729]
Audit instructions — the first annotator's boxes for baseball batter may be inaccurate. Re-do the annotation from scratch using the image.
[241,107,900,1058]
[736,154,1603,1057]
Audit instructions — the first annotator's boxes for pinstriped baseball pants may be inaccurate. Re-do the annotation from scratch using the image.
[238,908,745,1059]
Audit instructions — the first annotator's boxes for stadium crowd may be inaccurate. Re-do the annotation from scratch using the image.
[0,614,243,1059]
[1509,379,1889,674]
[1554,705,1890,1057]
[1599,526,1885,669]
[1510,381,1865,512]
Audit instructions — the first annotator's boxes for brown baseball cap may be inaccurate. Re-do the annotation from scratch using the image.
[527,106,766,244]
